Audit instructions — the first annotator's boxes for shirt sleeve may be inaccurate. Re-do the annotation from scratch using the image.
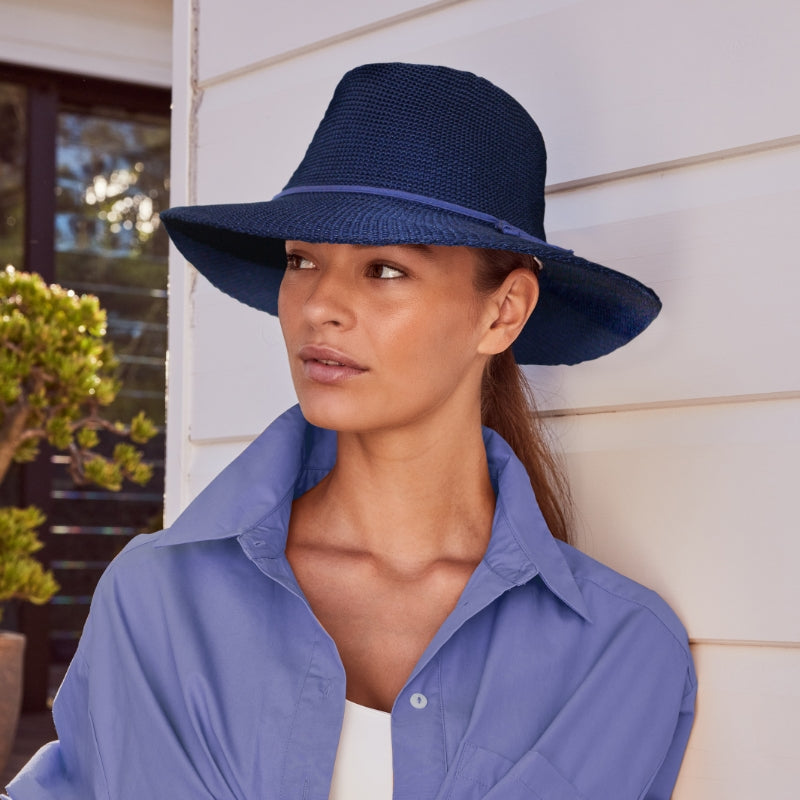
[641,669,697,800]
[4,645,110,800]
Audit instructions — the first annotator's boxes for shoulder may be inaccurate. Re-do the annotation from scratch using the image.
[83,531,174,633]
[78,529,270,685]
[95,529,175,592]
[556,540,694,671]
[87,530,245,637]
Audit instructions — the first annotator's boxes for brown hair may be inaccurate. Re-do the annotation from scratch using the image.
[474,249,573,545]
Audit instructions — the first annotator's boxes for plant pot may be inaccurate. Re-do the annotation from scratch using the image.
[0,632,25,777]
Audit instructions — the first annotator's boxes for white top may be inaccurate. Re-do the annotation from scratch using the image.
[329,700,393,800]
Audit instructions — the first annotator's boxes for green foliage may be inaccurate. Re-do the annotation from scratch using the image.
[79,443,153,492]
[82,456,122,491]
[0,266,157,490]
[130,411,158,444]
[10,437,38,464]
[76,426,99,449]
[0,267,159,619]
[0,268,117,432]
[0,506,59,624]
[112,442,152,486]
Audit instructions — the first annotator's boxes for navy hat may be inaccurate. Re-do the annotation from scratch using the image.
[161,62,660,365]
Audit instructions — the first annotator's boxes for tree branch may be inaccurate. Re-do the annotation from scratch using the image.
[0,400,30,484]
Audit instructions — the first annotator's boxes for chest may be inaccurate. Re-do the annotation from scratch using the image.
[285,544,476,711]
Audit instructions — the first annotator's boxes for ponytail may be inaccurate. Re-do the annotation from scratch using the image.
[475,249,573,545]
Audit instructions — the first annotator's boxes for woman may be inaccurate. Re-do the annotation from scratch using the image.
[7,63,695,800]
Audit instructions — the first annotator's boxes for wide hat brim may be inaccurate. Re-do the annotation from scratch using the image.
[161,191,660,366]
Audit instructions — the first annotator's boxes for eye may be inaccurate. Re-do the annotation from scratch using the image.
[286,253,315,270]
[366,263,405,279]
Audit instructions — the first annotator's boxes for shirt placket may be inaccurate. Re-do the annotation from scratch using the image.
[240,530,347,799]
[391,659,447,799]
[279,635,346,800]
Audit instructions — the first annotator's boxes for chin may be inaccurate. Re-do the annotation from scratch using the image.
[296,391,415,435]
[295,393,368,433]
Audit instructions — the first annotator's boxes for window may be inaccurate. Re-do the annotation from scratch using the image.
[0,63,170,710]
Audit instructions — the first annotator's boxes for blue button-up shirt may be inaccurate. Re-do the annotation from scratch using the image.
[7,406,696,800]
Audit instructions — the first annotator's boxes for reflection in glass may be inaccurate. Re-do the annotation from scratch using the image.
[50,111,170,663]
[0,82,26,268]
[55,111,170,427]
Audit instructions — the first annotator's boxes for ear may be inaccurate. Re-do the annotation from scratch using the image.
[477,268,539,356]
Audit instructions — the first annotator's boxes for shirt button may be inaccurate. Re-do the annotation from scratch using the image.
[410,692,428,709]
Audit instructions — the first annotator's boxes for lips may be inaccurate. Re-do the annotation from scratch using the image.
[298,344,367,384]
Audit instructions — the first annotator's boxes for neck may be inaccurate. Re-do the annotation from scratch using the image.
[292,407,496,572]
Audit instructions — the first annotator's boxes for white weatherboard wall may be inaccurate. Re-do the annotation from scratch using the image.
[0,0,172,87]
[167,0,800,796]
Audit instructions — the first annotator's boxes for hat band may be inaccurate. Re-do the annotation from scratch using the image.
[272,184,573,254]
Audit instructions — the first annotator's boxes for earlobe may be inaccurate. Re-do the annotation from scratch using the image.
[478,269,539,355]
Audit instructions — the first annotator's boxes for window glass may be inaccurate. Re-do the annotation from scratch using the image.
[0,81,25,268]
[55,110,170,426]
[49,110,170,664]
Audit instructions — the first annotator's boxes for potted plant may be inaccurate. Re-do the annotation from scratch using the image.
[0,265,156,773]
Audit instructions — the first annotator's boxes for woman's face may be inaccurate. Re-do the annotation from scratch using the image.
[278,241,494,435]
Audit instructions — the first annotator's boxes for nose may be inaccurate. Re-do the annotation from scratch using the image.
[302,260,356,329]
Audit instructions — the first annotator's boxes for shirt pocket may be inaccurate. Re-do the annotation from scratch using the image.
[449,742,584,800]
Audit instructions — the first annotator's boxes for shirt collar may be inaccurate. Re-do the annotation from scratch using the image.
[157,405,590,621]
[482,425,591,620]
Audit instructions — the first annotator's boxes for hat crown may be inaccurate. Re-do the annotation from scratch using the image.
[285,63,547,240]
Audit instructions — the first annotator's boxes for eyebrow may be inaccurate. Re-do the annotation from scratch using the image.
[352,243,438,260]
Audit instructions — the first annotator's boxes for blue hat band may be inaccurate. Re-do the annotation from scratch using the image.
[273,184,573,255]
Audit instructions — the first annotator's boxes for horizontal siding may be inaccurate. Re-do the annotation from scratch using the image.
[0,0,172,86]
[674,643,800,799]
[554,398,800,642]
[405,0,800,182]
[190,295,296,441]
[187,438,253,501]
[197,0,458,83]
[194,0,800,180]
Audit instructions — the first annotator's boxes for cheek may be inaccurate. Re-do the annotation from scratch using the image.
[381,298,482,379]
[277,281,298,338]
[428,292,484,347]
